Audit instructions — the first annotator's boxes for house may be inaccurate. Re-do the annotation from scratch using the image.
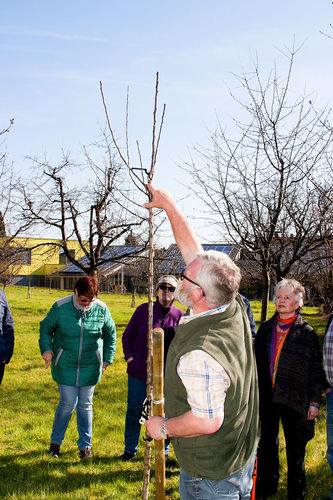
[0,237,87,287]
[50,242,241,293]
[49,245,148,292]
[0,237,245,294]
[0,236,148,292]
[155,243,241,276]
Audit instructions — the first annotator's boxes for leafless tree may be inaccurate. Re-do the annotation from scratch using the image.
[184,46,333,321]
[100,74,166,500]
[0,119,34,284]
[0,119,16,241]
[16,137,149,276]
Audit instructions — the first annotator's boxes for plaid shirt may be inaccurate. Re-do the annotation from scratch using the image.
[177,304,231,420]
[324,314,333,387]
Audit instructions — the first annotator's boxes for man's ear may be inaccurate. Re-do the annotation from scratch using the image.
[192,286,205,302]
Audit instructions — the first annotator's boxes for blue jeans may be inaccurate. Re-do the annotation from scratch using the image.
[327,389,333,498]
[179,452,256,500]
[124,375,170,455]
[51,383,95,450]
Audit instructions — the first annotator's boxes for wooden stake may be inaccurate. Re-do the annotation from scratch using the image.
[153,327,165,500]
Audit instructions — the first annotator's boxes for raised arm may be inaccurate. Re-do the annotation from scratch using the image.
[144,184,203,265]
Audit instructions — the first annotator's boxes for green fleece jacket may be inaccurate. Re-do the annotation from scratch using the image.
[39,294,116,386]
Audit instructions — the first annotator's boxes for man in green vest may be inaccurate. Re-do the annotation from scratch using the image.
[144,184,259,500]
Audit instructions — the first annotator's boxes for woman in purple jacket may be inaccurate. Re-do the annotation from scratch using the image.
[120,275,185,461]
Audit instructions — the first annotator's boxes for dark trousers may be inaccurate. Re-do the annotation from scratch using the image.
[124,375,170,455]
[256,403,314,500]
[0,363,5,385]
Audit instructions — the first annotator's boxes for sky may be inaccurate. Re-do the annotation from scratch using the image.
[1,0,333,245]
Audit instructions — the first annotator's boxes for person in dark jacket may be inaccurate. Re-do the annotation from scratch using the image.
[323,312,333,500]
[241,294,257,340]
[39,276,116,460]
[120,275,185,461]
[254,278,324,500]
[0,289,14,385]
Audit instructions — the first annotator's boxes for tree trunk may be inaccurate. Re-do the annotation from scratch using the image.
[260,270,270,323]
[27,276,31,298]
[131,286,136,308]
[142,209,154,500]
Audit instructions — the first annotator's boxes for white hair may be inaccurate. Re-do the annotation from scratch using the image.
[195,250,241,307]
[273,278,305,309]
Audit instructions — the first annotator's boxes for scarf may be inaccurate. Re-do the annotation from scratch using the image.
[270,315,297,387]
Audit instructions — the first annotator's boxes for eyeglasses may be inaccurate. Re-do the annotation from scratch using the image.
[78,297,92,304]
[180,271,205,297]
[159,285,176,292]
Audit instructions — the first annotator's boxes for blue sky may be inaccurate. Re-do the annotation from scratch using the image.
[1,0,332,243]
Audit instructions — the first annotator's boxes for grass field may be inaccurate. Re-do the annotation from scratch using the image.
[0,286,331,499]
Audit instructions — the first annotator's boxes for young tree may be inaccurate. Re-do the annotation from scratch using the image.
[185,47,333,321]
[100,75,166,500]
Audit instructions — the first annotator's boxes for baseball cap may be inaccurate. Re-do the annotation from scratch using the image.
[156,275,178,289]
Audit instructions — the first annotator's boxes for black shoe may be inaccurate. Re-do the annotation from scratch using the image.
[119,451,135,461]
[48,443,60,458]
[79,447,92,459]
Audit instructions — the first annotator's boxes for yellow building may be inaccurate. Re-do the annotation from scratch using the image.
[2,237,87,288]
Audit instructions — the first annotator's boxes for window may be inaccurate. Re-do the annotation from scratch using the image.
[13,247,31,265]
[59,249,75,265]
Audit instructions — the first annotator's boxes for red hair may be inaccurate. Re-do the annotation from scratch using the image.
[74,276,98,299]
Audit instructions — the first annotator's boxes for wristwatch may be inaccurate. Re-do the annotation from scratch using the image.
[160,418,169,439]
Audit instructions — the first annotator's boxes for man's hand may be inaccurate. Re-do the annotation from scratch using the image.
[307,405,319,420]
[102,362,108,373]
[143,183,203,265]
[143,184,175,211]
[42,352,53,369]
[145,416,164,440]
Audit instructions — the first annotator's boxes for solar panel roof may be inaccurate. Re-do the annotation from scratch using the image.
[55,245,145,275]
[156,243,233,274]
[54,243,234,277]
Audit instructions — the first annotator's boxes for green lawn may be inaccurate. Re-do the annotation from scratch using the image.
[0,286,331,499]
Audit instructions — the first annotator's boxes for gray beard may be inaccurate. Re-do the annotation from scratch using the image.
[174,283,194,308]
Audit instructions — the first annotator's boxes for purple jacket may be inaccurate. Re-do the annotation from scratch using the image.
[122,299,185,380]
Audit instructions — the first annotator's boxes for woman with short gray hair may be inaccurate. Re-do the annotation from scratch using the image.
[254,278,325,500]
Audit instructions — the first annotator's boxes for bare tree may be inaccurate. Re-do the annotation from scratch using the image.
[0,119,16,241]
[0,119,34,283]
[17,138,149,276]
[185,46,333,321]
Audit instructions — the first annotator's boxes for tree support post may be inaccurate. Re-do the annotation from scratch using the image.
[153,327,165,500]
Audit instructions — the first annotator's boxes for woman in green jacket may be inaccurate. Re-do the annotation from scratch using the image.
[39,276,116,459]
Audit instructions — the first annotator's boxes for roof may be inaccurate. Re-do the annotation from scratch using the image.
[50,245,146,277]
[155,243,237,275]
